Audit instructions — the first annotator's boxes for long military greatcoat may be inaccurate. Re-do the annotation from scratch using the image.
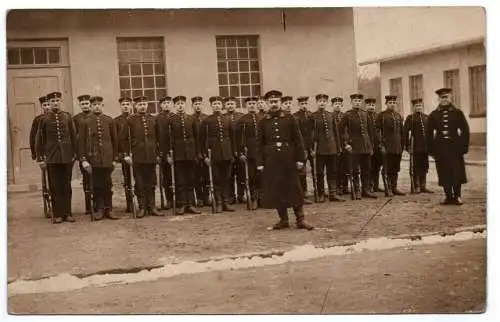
[256,110,306,209]
[426,104,470,186]
[78,112,118,168]
[36,109,77,164]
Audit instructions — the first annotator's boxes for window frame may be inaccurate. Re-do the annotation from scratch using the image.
[443,69,461,106]
[6,40,70,68]
[468,64,486,118]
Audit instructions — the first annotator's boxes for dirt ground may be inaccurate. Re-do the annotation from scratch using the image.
[7,161,486,281]
[9,238,486,314]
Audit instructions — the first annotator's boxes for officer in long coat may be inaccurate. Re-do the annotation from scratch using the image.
[404,98,434,194]
[36,91,77,224]
[192,96,210,207]
[114,97,134,212]
[375,95,406,196]
[30,96,52,162]
[237,96,264,210]
[121,96,162,218]
[73,94,94,215]
[156,96,174,210]
[332,97,349,195]
[311,94,345,202]
[365,98,383,193]
[256,90,313,230]
[293,96,314,204]
[340,93,377,200]
[225,97,245,204]
[201,96,236,213]
[166,95,201,215]
[426,87,470,205]
[78,96,119,220]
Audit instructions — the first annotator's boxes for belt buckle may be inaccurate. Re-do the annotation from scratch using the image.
[276,142,282,147]
[442,130,449,135]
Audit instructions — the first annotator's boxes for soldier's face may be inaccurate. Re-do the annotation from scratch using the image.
[120,102,131,113]
[50,97,61,109]
[175,101,186,113]
[333,102,342,111]
[257,99,267,111]
[414,103,424,113]
[160,101,170,112]
[438,94,452,106]
[282,101,292,112]
[42,102,52,112]
[136,102,148,113]
[386,100,397,110]
[351,98,363,109]
[246,101,257,112]
[366,103,376,111]
[92,102,103,113]
[317,98,327,109]
[79,100,91,112]
[211,101,223,112]
[267,98,281,111]
[192,101,202,112]
[299,101,308,110]
[225,101,236,111]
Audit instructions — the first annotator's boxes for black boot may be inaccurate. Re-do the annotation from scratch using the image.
[273,208,290,230]
[148,189,163,216]
[391,174,406,196]
[328,182,345,202]
[452,184,463,205]
[440,185,454,205]
[104,208,119,220]
[84,191,92,215]
[353,175,362,200]
[294,206,314,230]
[137,193,147,218]
[185,205,201,214]
[361,178,377,199]
[222,202,235,212]
[412,174,421,194]
[125,192,133,213]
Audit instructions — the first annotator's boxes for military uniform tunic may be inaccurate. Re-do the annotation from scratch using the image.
[30,113,47,160]
[226,111,245,201]
[114,112,134,209]
[293,109,315,197]
[193,111,209,204]
[367,110,383,190]
[375,109,405,175]
[238,112,264,200]
[404,112,431,180]
[333,110,349,192]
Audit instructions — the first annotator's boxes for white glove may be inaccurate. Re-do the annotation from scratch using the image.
[37,161,46,169]
[82,161,91,169]
[204,157,211,166]
[257,166,264,171]
[296,162,304,170]
[124,156,132,165]
[167,156,173,165]
[239,154,247,162]
[345,144,353,152]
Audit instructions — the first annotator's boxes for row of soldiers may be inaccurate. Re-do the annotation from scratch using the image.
[31,86,470,229]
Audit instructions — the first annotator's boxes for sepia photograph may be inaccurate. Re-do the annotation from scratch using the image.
[4,4,487,315]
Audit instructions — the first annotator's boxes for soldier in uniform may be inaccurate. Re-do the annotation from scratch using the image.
[426,88,470,205]
[340,93,377,200]
[166,95,201,215]
[192,96,210,207]
[332,97,349,195]
[311,94,344,202]
[238,96,263,210]
[404,98,433,194]
[256,90,313,230]
[200,96,236,213]
[156,96,174,210]
[73,94,94,215]
[281,96,293,115]
[114,97,134,212]
[121,96,162,218]
[365,98,383,193]
[375,95,406,196]
[30,96,52,162]
[293,96,314,204]
[36,91,77,224]
[225,96,245,204]
[78,96,119,220]
[257,96,268,118]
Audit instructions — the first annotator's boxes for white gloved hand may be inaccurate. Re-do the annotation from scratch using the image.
[37,161,46,169]
[296,162,304,170]
[82,161,91,169]
[167,156,173,165]
[345,144,353,152]
[124,156,132,165]
[204,157,211,166]
[257,166,264,171]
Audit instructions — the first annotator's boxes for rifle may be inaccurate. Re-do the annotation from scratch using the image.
[243,147,252,211]
[168,149,176,216]
[311,143,319,202]
[41,165,53,221]
[409,130,415,194]
[207,149,216,214]
[128,126,137,219]
[158,160,166,209]
[346,150,356,200]
[86,126,95,221]
[381,150,392,197]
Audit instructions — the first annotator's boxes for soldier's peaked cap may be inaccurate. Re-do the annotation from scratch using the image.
[331,97,343,103]
[77,94,91,102]
[244,96,258,102]
[411,98,423,105]
[281,96,293,102]
[134,96,148,103]
[435,87,452,95]
[173,95,187,103]
[90,96,103,103]
[385,95,398,101]
[158,96,172,103]
[315,94,329,101]
[350,93,364,100]
[297,96,309,102]
[365,98,376,104]
[119,97,133,103]
[224,96,237,103]
[46,92,62,99]
[264,90,283,100]
[191,96,203,103]
[39,96,49,104]
[209,96,224,103]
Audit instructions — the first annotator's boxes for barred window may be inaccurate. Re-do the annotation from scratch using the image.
[443,69,461,106]
[409,74,424,101]
[7,47,61,66]
[117,37,167,114]
[216,35,261,107]
[469,65,486,116]
[389,77,403,113]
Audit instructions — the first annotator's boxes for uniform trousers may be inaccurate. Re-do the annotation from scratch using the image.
[336,151,349,191]
[316,154,338,195]
[174,160,196,207]
[132,163,157,206]
[47,163,73,219]
[194,160,209,202]
[160,161,173,203]
[244,158,259,200]
[299,151,314,196]
[351,153,372,189]
[385,153,402,175]
[370,152,383,188]
[212,160,232,204]
[91,167,113,210]
[412,153,430,177]
[79,163,92,212]
[230,160,245,200]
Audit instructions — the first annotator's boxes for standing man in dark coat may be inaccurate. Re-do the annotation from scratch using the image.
[114,97,134,213]
[293,96,314,204]
[200,96,236,213]
[375,95,406,196]
[166,95,201,215]
[426,88,470,205]
[121,96,162,218]
[340,93,377,200]
[332,97,349,195]
[311,94,345,202]
[365,98,383,193]
[36,91,77,224]
[78,96,119,220]
[238,96,264,210]
[192,96,210,207]
[256,90,313,230]
[30,96,52,162]
[404,98,433,194]
[73,94,94,215]
[156,96,174,210]
[225,96,245,204]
